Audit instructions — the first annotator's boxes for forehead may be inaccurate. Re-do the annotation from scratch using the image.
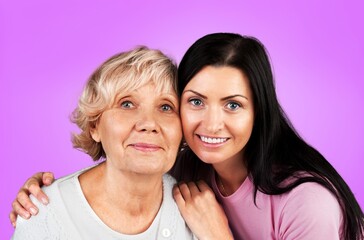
[185,66,251,95]
[121,81,178,100]
[127,81,176,95]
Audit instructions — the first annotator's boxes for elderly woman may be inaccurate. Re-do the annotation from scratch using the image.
[12,47,194,239]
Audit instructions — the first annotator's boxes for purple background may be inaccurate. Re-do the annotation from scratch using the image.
[1,1,363,238]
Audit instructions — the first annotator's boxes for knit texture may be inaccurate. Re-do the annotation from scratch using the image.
[12,166,194,240]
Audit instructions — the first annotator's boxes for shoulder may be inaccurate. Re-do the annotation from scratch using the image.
[163,173,177,184]
[12,187,65,239]
[278,182,343,239]
[162,173,178,208]
[12,170,85,240]
[39,169,80,198]
[39,166,93,200]
[283,181,341,213]
[162,173,178,195]
[160,174,195,239]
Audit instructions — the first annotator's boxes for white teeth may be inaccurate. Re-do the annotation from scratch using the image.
[200,136,227,144]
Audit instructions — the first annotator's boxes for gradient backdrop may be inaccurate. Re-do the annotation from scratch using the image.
[1,0,363,238]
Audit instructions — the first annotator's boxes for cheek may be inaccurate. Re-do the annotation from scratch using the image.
[180,116,189,136]
[233,116,254,141]
[181,108,199,135]
[172,125,183,145]
[165,118,183,146]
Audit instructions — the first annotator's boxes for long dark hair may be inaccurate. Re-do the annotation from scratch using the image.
[170,32,363,239]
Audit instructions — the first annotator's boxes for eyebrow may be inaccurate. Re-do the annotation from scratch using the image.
[183,90,248,101]
[222,94,248,101]
[183,90,207,99]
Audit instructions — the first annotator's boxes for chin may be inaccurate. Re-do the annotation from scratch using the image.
[194,152,224,165]
[132,163,173,176]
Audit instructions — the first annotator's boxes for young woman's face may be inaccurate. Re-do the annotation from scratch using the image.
[180,66,254,166]
[91,82,182,176]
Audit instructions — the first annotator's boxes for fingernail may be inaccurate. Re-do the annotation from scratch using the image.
[30,207,37,215]
[24,212,30,219]
[41,197,49,205]
[45,178,52,184]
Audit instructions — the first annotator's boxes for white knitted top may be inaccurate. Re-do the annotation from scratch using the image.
[12,166,194,240]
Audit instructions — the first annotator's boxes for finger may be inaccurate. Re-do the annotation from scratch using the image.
[42,172,55,186]
[173,185,186,207]
[27,179,49,205]
[187,181,201,195]
[196,180,216,200]
[177,182,192,201]
[9,211,17,228]
[196,180,212,192]
[12,200,31,220]
[17,191,38,216]
[25,172,44,189]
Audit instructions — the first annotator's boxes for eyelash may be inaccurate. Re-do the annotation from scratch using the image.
[188,98,242,111]
[160,104,174,112]
[225,101,242,111]
[188,98,204,107]
[121,100,175,113]
[120,100,134,109]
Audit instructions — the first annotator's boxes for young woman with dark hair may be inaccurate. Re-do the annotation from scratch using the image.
[171,33,363,239]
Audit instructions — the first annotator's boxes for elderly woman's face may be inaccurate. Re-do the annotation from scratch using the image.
[91,82,182,175]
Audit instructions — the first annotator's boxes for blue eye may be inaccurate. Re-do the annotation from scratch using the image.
[161,104,172,112]
[189,98,203,106]
[121,101,134,109]
[226,102,241,110]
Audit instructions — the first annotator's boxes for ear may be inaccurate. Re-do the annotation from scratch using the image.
[90,127,101,143]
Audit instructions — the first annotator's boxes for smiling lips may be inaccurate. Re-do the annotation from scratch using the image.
[130,143,162,152]
[198,135,228,144]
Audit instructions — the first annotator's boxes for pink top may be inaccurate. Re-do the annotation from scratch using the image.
[211,173,343,240]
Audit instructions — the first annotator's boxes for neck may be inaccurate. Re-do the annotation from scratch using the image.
[79,161,164,234]
[213,157,247,196]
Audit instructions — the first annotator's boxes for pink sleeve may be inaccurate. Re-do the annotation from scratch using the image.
[278,182,343,240]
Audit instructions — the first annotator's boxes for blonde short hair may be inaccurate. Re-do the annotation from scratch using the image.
[71,46,178,160]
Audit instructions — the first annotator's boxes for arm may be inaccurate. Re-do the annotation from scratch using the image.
[10,172,55,227]
[173,181,234,240]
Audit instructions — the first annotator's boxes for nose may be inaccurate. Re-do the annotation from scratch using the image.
[204,106,224,133]
[135,109,160,133]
